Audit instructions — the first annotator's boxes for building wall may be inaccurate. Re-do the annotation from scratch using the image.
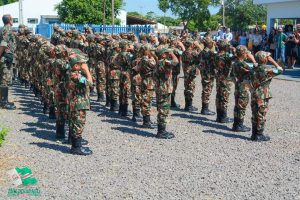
[254,0,299,4]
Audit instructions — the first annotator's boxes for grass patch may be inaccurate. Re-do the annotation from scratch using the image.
[0,127,10,147]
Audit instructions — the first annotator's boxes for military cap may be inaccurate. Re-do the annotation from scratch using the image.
[111,41,119,49]
[69,52,88,67]
[255,51,271,64]
[184,38,194,47]
[72,30,80,38]
[18,24,25,29]
[140,43,153,51]
[218,40,230,49]
[236,45,249,56]
[139,32,146,39]
[55,45,70,58]
[86,34,95,42]
[119,40,130,48]
[157,48,171,55]
[24,28,32,35]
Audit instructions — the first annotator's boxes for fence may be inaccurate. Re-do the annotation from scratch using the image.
[35,23,154,38]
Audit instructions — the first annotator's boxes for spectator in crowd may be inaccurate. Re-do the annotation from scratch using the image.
[261,29,268,51]
[268,28,276,58]
[296,24,300,65]
[239,31,247,46]
[225,28,233,42]
[252,30,263,54]
[247,29,254,51]
[274,27,288,65]
[218,26,226,41]
[285,34,299,69]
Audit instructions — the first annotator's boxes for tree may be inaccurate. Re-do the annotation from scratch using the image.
[157,16,180,26]
[55,0,123,24]
[145,11,157,21]
[217,0,267,30]
[158,0,212,31]
[127,11,144,18]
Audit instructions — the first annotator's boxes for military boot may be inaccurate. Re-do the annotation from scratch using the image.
[184,98,198,112]
[121,104,129,117]
[201,103,215,115]
[232,118,251,132]
[110,99,119,112]
[132,108,142,122]
[142,116,154,129]
[48,106,56,119]
[0,86,16,110]
[118,103,124,115]
[216,110,231,123]
[105,95,111,107]
[70,137,93,156]
[251,127,270,142]
[156,124,175,139]
[55,122,65,140]
[43,102,49,114]
[171,94,180,109]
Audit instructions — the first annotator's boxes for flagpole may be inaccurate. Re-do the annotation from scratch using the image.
[222,0,225,27]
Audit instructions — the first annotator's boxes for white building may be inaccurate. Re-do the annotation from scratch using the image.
[0,0,127,31]
[254,0,300,33]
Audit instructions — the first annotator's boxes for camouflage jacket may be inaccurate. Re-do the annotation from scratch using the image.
[215,52,234,81]
[232,60,253,83]
[251,64,282,101]
[0,25,16,55]
[156,58,179,94]
[198,47,216,76]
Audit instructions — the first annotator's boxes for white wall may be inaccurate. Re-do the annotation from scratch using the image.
[117,10,127,26]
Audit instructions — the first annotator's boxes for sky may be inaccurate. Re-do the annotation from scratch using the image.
[123,0,220,18]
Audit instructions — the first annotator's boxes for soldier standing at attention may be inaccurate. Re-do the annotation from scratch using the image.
[198,38,216,115]
[250,51,283,141]
[67,50,93,155]
[232,45,257,132]
[0,14,16,110]
[155,48,178,139]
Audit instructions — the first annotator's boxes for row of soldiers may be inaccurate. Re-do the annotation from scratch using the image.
[4,20,283,155]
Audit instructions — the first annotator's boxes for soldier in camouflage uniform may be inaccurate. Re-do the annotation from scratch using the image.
[139,44,157,128]
[0,14,16,110]
[215,40,235,123]
[250,51,283,141]
[232,45,257,132]
[198,38,216,115]
[155,48,179,139]
[182,39,199,112]
[50,24,61,46]
[67,50,93,155]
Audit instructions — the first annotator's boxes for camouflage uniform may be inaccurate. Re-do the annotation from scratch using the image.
[198,40,216,115]
[215,41,234,123]
[67,50,93,155]
[94,37,106,102]
[250,51,283,141]
[0,24,16,109]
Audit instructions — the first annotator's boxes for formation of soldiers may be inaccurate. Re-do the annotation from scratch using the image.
[0,15,284,156]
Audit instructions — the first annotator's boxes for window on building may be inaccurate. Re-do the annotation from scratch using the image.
[27,18,38,24]
[13,18,18,23]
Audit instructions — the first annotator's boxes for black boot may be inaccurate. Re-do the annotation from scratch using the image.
[156,124,174,139]
[118,103,124,115]
[121,104,129,117]
[132,108,142,122]
[105,95,111,107]
[232,118,251,132]
[171,94,180,109]
[110,99,119,112]
[201,103,215,115]
[63,126,88,145]
[184,98,198,112]
[55,122,65,140]
[0,86,16,110]
[24,81,29,88]
[43,102,49,114]
[251,127,270,142]
[49,106,56,119]
[216,110,231,123]
[97,93,105,102]
[142,116,154,129]
[70,137,93,156]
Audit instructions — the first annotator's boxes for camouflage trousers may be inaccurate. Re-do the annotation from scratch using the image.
[95,61,106,95]
[0,64,11,86]
[251,98,269,132]
[216,78,233,112]
[141,78,155,117]
[171,72,179,96]
[183,65,197,101]
[131,73,142,110]
[201,72,215,104]
[234,82,251,121]
[105,65,111,100]
[157,91,171,125]
[109,69,121,101]
[120,71,131,105]
[69,110,87,139]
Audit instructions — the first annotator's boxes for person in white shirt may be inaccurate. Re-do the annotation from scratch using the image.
[252,30,263,54]
[224,28,233,42]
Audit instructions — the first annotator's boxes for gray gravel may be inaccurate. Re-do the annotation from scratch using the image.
[0,76,299,200]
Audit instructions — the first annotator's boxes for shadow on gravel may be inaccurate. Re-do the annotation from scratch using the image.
[112,126,155,138]
[203,130,250,140]
[21,127,57,141]
[29,142,70,153]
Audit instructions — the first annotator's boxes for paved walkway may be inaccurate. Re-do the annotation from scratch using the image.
[276,67,300,82]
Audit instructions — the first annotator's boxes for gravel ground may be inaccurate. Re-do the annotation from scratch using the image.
[0,76,299,200]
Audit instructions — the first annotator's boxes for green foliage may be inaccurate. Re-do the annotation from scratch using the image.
[127,11,143,18]
[157,16,181,27]
[0,0,17,6]
[218,0,267,30]
[0,127,10,147]
[55,0,123,24]
[158,0,212,31]
[203,14,222,30]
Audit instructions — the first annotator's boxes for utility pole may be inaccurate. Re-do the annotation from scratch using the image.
[112,0,115,33]
[103,0,106,32]
[19,0,24,25]
[222,0,225,27]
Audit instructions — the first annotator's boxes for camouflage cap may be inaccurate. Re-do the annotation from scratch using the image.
[55,45,70,58]
[184,38,194,47]
[141,43,153,51]
[69,51,88,67]
[86,34,95,42]
[119,40,130,48]
[18,24,25,29]
[236,45,249,56]
[255,51,271,64]
[111,41,119,49]
[139,32,146,39]
[218,40,230,49]
[72,30,80,38]
[156,48,171,55]
[53,24,60,31]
